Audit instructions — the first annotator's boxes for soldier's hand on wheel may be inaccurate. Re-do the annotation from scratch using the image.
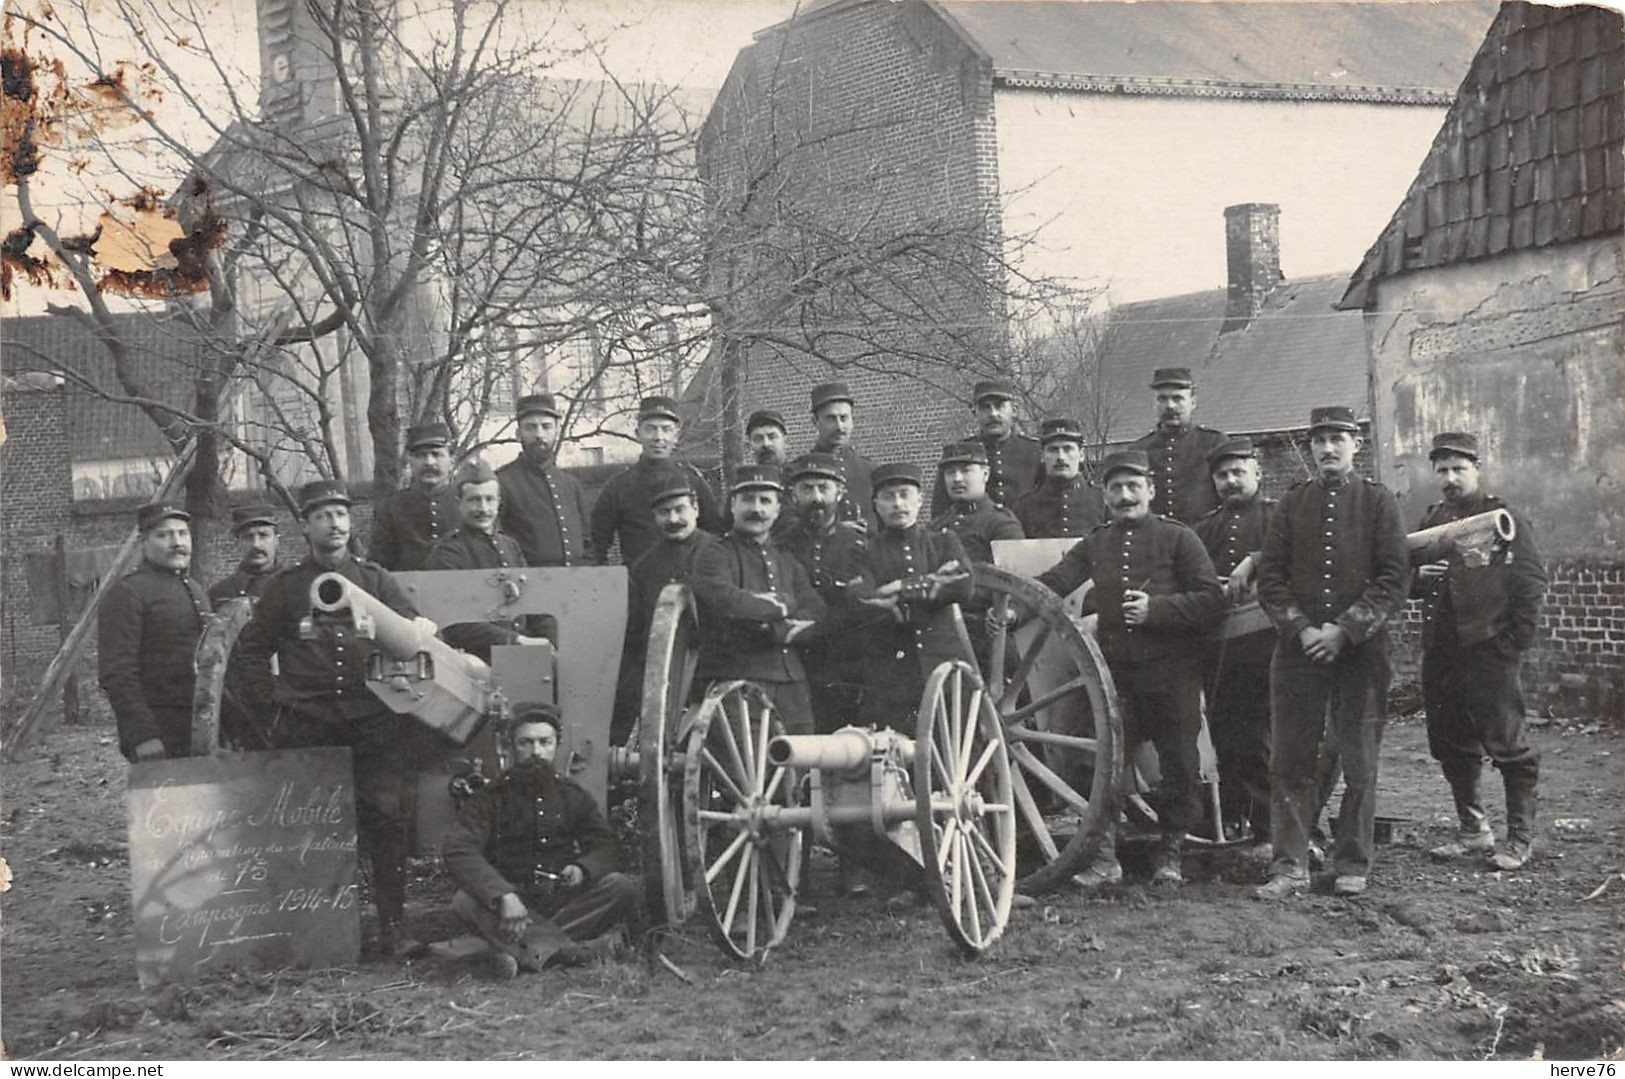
[984,605,1020,636]
[133,738,165,762]
[497,892,532,940]
[1417,560,1450,580]
[560,864,586,888]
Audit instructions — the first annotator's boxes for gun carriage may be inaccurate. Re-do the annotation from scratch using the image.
[189,509,1510,962]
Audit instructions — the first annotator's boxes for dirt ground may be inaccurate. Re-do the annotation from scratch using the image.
[3,700,1622,1061]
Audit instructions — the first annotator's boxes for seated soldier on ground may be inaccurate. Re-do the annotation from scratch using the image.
[441,704,640,979]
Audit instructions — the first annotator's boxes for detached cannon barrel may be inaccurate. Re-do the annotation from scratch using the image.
[1407,508,1515,566]
[767,727,915,776]
[309,571,492,745]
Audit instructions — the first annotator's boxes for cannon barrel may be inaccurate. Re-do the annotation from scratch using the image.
[767,727,915,775]
[309,571,492,744]
[1407,508,1515,566]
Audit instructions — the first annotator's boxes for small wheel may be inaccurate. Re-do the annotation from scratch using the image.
[639,584,701,926]
[682,681,802,964]
[916,660,1016,957]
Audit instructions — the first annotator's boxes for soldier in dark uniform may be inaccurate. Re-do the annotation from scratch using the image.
[1194,437,1278,847]
[1129,367,1229,524]
[442,704,638,980]
[496,393,593,568]
[426,460,548,661]
[781,452,868,733]
[1254,407,1409,900]
[207,502,283,751]
[1413,432,1547,871]
[931,378,1042,516]
[611,472,720,743]
[98,501,211,762]
[1034,450,1225,887]
[369,422,461,571]
[691,465,826,736]
[852,463,975,729]
[929,440,1025,563]
[1012,417,1106,539]
[807,382,876,531]
[208,503,282,603]
[236,480,425,956]
[747,408,790,469]
[591,395,723,566]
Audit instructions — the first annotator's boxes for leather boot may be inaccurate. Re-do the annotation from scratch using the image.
[1428,760,1494,859]
[1150,833,1184,887]
[1489,763,1537,870]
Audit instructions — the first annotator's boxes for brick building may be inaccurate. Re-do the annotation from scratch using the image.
[697,0,1496,475]
[1,376,73,694]
[1339,1,1625,712]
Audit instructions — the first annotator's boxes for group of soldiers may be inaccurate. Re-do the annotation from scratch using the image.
[95,366,1547,973]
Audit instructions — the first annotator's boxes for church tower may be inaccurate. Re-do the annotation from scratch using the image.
[255,0,399,128]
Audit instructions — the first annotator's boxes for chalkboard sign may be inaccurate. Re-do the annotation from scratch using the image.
[126,748,360,986]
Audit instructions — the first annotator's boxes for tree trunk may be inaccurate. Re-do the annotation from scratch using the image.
[717,334,743,488]
[368,333,404,491]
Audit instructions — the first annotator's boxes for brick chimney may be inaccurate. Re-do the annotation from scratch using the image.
[1223,203,1282,332]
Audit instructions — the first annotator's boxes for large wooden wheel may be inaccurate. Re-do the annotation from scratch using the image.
[972,566,1126,893]
[681,681,802,964]
[916,660,1016,956]
[638,584,701,926]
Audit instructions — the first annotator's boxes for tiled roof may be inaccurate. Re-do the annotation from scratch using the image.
[1341,2,1625,307]
[1096,274,1369,442]
[0,312,203,459]
[933,0,1499,102]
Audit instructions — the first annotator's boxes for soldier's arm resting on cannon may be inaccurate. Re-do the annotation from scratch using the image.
[424,541,529,655]
[97,581,163,761]
[691,542,794,623]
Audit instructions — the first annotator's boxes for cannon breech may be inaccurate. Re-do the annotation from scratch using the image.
[1407,508,1515,568]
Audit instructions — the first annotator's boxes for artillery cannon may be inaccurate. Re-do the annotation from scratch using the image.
[1407,508,1515,567]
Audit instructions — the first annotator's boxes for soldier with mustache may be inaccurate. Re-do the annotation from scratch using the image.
[496,394,594,570]
[1128,368,1229,524]
[98,501,212,762]
[370,423,462,571]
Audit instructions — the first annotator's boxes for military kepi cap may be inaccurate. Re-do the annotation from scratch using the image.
[298,479,352,517]
[746,408,787,434]
[230,502,278,533]
[1150,367,1194,389]
[1308,405,1360,433]
[638,395,682,423]
[1099,449,1152,480]
[1428,432,1480,461]
[405,422,451,451]
[1039,416,1085,446]
[788,451,845,484]
[1207,436,1257,471]
[454,459,498,489]
[730,463,783,493]
[515,392,561,421]
[971,378,1019,406]
[871,462,924,491]
[648,470,697,509]
[137,501,190,532]
[511,701,563,733]
[938,440,988,466]
[809,381,854,413]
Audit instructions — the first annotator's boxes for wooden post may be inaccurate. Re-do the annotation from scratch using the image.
[2,440,197,760]
[53,533,80,726]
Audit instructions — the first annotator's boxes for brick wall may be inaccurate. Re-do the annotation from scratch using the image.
[1,384,73,695]
[700,0,1006,481]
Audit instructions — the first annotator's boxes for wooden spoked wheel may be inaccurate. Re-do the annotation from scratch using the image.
[915,660,1016,956]
[972,567,1126,893]
[639,584,701,926]
[681,681,802,964]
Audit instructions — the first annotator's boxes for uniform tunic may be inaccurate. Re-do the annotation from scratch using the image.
[930,432,1043,515]
[425,525,535,660]
[1256,472,1409,881]
[853,524,975,728]
[589,457,723,567]
[1012,475,1106,539]
[809,439,876,530]
[1194,494,1279,837]
[234,553,422,926]
[496,456,593,567]
[369,484,462,571]
[97,561,211,760]
[1129,423,1228,524]
[1414,491,1547,807]
[207,561,279,604]
[928,496,1025,564]
[781,515,869,732]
